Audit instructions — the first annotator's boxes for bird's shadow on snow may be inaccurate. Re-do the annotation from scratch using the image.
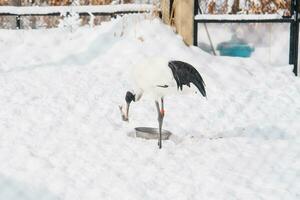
[195,125,293,141]
[126,128,184,145]
[125,125,292,145]
[0,175,60,200]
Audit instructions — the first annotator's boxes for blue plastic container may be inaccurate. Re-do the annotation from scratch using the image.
[217,36,254,58]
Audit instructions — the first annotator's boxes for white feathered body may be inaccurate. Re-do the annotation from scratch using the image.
[131,57,177,100]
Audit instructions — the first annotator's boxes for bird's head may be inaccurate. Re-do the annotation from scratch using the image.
[119,91,135,121]
[125,91,135,105]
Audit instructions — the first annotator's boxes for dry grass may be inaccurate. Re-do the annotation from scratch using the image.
[204,0,291,15]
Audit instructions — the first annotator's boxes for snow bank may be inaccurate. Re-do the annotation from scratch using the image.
[0,14,299,200]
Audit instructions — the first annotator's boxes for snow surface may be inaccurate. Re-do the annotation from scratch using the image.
[0,14,299,200]
[0,4,155,15]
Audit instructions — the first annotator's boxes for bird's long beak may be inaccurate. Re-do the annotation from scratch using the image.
[119,103,130,121]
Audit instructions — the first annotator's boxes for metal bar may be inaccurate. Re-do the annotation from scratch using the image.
[289,0,296,65]
[193,0,199,46]
[0,10,152,17]
[194,19,293,23]
[289,0,299,76]
[293,0,299,75]
[289,21,295,65]
[16,15,21,29]
[293,22,299,75]
[193,21,198,46]
[0,13,62,16]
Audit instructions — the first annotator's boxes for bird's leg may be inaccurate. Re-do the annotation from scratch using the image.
[155,101,162,149]
[155,98,165,149]
[160,98,165,148]
[161,98,165,118]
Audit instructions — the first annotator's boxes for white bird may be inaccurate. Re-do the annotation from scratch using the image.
[119,57,206,148]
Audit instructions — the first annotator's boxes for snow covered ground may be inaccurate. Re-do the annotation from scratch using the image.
[0,14,299,200]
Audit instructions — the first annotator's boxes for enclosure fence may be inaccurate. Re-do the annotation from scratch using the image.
[0,4,156,29]
[193,0,299,76]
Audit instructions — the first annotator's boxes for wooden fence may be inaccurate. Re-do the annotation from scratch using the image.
[0,4,156,28]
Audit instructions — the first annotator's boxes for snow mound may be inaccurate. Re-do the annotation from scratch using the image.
[0,14,299,200]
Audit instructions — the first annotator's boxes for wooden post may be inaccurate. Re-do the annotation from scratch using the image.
[161,0,195,46]
[173,0,194,45]
[161,0,171,25]
[231,0,240,14]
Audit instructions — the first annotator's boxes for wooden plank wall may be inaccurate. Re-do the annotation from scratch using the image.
[161,0,194,46]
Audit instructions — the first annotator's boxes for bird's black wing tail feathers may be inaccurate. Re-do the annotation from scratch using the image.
[168,61,206,97]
